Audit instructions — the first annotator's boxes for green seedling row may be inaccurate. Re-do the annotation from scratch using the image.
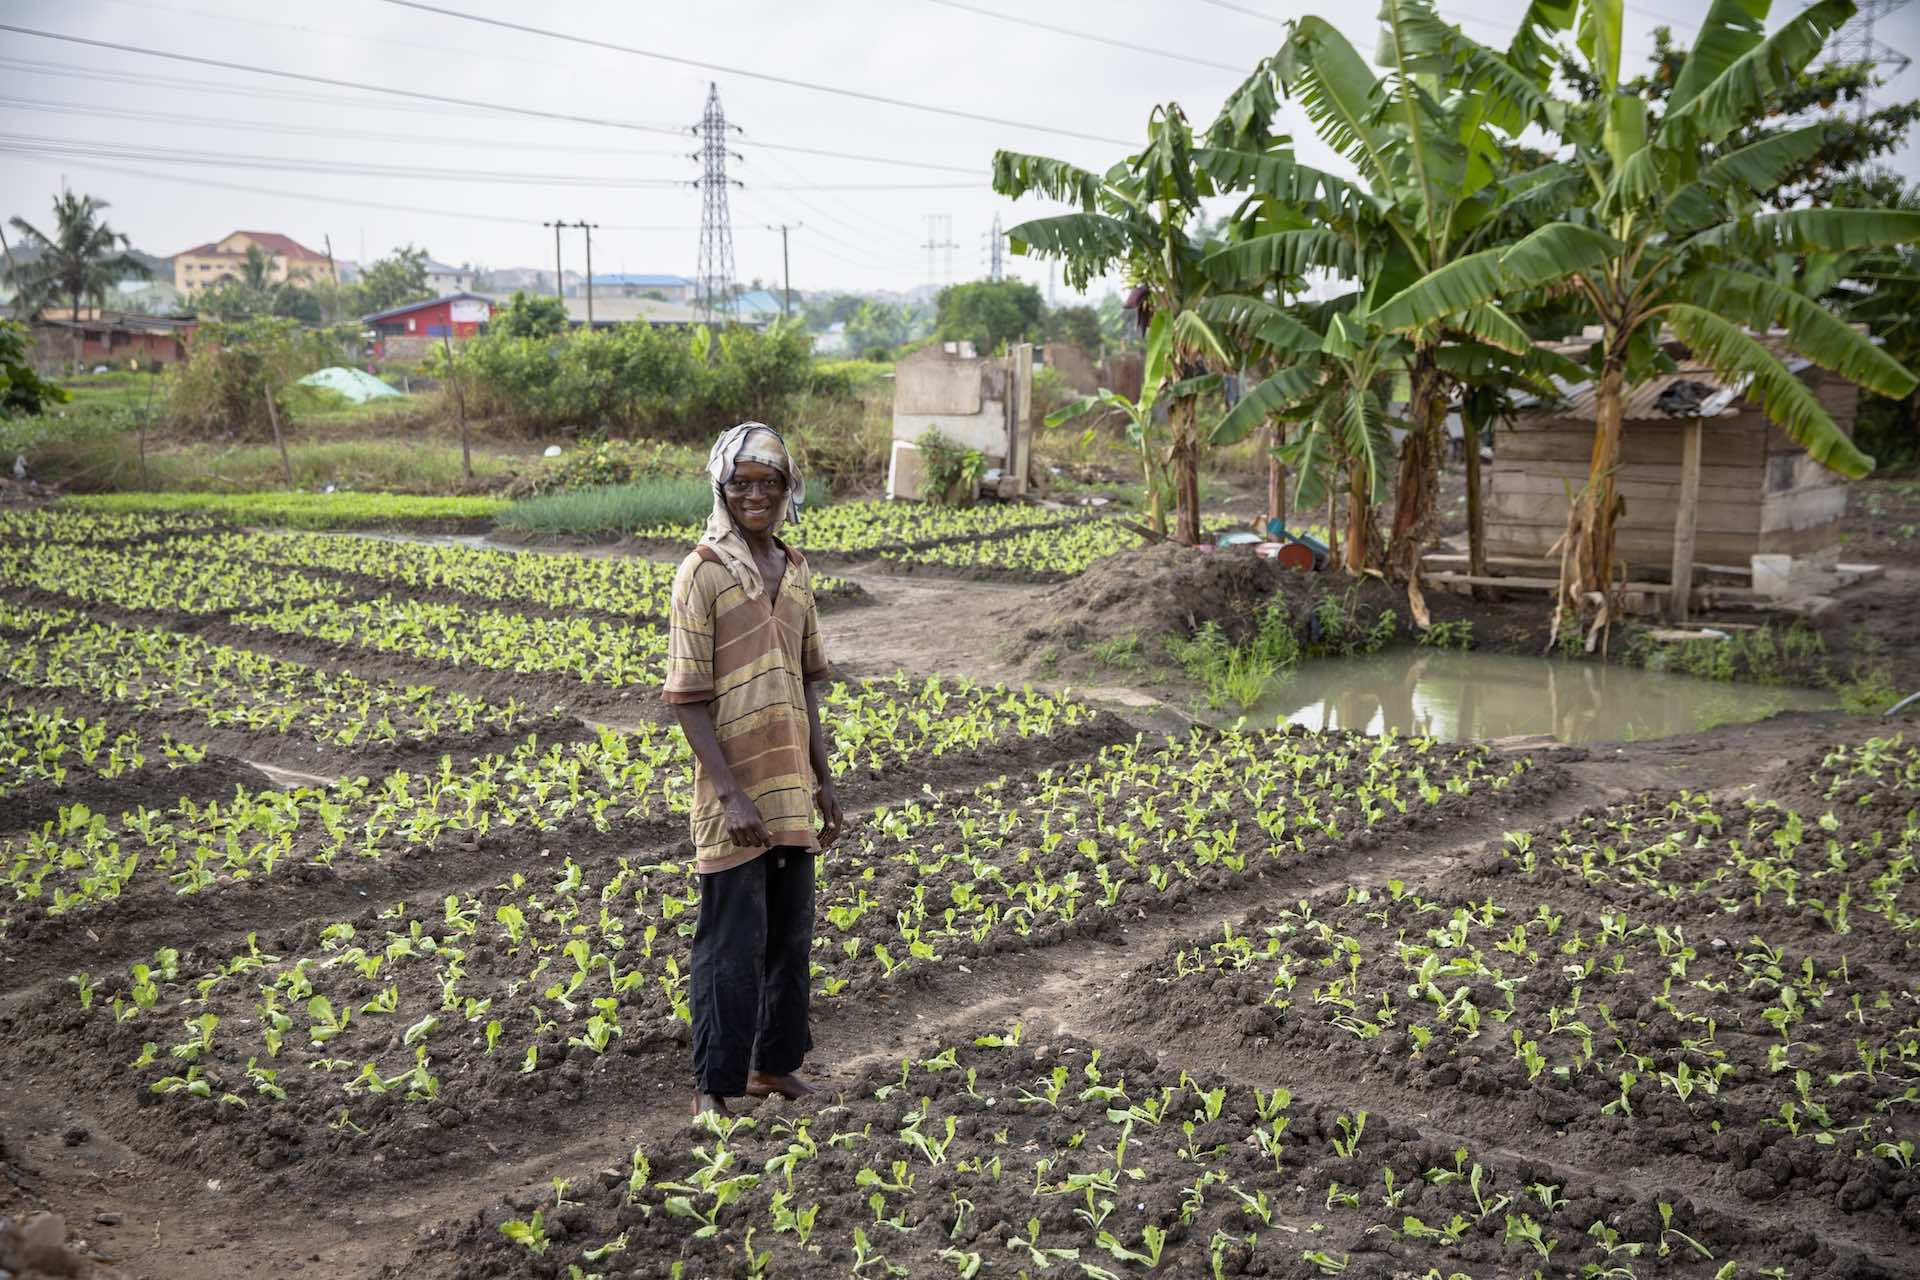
[1810,736,1920,806]
[629,498,1088,555]
[452,1033,1804,1280]
[1149,874,1919,1173]
[1499,791,1919,944]
[234,595,671,688]
[0,600,548,749]
[169,531,685,621]
[807,727,1535,992]
[7,678,1095,929]
[58,723,1532,1174]
[1,698,202,798]
[62,491,510,529]
[0,508,224,545]
[879,519,1242,578]
[154,532,852,622]
[0,541,344,616]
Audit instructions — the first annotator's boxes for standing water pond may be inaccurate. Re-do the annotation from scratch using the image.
[1241,648,1837,744]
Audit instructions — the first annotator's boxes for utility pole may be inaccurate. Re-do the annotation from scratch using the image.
[542,220,566,304]
[573,221,600,327]
[987,213,1005,282]
[323,233,339,325]
[767,223,800,318]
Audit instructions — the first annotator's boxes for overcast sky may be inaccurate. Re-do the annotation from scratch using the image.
[4,0,1917,302]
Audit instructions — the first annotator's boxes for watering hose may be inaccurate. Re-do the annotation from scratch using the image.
[1886,690,1920,718]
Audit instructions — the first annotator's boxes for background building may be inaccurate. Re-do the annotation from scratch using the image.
[172,230,331,297]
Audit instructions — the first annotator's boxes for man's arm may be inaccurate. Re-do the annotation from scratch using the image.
[803,680,842,848]
[672,700,775,850]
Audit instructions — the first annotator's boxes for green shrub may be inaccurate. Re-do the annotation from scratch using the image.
[498,477,713,538]
[459,318,825,439]
[507,439,705,498]
[163,318,348,438]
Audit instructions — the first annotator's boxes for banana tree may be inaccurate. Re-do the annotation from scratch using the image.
[1372,0,1920,644]
[994,104,1233,545]
[1205,0,1573,588]
[1043,310,1200,534]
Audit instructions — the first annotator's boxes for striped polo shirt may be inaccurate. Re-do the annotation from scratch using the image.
[663,541,831,873]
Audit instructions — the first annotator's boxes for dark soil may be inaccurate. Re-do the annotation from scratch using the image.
[2,752,273,836]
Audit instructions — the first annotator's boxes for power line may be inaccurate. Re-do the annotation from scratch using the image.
[923,0,1243,71]
[0,54,502,118]
[0,133,980,191]
[0,147,698,232]
[0,26,996,175]
[0,133,695,187]
[374,0,1134,145]
[0,96,690,158]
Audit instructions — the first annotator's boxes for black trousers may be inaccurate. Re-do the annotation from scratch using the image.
[690,846,815,1096]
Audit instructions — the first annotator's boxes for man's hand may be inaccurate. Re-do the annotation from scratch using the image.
[722,789,774,849]
[816,781,844,849]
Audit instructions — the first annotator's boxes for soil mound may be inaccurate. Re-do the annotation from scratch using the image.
[1013,542,1292,650]
[1014,542,1428,653]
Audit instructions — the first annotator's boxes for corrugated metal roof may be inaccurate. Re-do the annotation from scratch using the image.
[1513,336,1813,422]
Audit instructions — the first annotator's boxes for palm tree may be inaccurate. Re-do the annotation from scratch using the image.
[1373,0,1920,644]
[239,244,277,292]
[5,192,148,326]
[994,104,1233,545]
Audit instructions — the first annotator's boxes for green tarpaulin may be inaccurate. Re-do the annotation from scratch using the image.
[297,367,405,403]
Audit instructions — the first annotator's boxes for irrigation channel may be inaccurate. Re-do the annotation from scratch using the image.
[1244,648,1840,744]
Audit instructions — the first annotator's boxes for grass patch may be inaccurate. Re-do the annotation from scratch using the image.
[1168,603,1301,711]
[1090,633,1144,671]
[63,491,508,529]
[498,477,713,538]
[1628,622,1826,685]
[1835,664,1900,714]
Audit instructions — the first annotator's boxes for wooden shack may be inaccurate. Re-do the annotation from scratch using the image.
[1487,338,1859,595]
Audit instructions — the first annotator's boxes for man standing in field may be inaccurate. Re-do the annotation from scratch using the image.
[664,421,843,1120]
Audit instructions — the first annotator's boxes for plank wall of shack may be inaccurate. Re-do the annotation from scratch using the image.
[1487,379,1856,565]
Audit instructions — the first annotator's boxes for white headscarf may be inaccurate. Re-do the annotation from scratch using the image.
[701,421,805,600]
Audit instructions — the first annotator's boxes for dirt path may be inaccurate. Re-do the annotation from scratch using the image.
[816,568,1044,685]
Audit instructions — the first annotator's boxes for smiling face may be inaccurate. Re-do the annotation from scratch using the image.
[724,459,786,536]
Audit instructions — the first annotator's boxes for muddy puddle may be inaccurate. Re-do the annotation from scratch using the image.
[1234,648,1838,744]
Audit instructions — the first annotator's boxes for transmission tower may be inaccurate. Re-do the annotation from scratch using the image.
[922,214,957,291]
[1826,0,1912,115]
[693,82,741,323]
[987,213,1005,282]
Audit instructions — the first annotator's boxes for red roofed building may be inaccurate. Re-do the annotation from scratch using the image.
[173,231,332,298]
[362,293,494,359]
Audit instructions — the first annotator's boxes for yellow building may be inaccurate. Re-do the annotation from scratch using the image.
[172,231,331,298]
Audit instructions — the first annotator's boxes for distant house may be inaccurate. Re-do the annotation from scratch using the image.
[27,312,197,374]
[589,273,695,302]
[173,231,331,297]
[555,296,705,328]
[424,259,476,294]
[733,289,789,322]
[363,292,494,359]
